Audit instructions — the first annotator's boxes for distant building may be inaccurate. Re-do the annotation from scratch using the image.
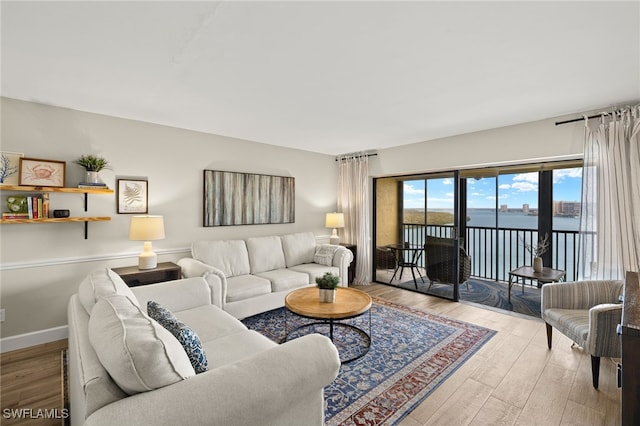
[553,201,581,217]
[523,204,530,214]
[500,204,508,212]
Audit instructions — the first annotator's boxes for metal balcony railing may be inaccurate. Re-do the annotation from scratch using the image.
[401,224,580,282]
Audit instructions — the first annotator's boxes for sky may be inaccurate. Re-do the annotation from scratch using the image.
[403,168,582,210]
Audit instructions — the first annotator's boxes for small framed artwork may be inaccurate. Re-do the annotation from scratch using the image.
[117,179,148,214]
[0,151,24,185]
[19,157,66,187]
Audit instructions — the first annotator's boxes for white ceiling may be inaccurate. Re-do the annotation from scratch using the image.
[2,1,639,155]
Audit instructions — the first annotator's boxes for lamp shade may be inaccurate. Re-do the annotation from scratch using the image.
[129,215,165,270]
[129,215,165,241]
[325,212,345,229]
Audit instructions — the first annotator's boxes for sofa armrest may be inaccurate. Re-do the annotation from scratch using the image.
[541,280,623,313]
[84,334,340,426]
[130,277,212,313]
[177,258,226,308]
[588,303,622,357]
[331,245,354,286]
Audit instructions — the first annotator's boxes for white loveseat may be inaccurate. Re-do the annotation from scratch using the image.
[178,232,354,319]
[67,268,341,426]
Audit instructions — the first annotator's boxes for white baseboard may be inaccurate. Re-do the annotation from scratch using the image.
[0,325,68,353]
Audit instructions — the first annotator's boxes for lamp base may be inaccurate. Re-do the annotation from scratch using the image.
[138,241,157,270]
[330,228,340,245]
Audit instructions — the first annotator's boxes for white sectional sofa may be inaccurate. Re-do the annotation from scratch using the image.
[67,268,341,426]
[177,232,354,319]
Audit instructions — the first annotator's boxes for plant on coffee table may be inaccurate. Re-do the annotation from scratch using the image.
[316,272,340,303]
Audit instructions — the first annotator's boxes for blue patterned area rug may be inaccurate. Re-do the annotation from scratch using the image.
[242,296,495,425]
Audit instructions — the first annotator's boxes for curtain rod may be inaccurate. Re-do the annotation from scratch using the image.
[335,152,378,161]
[555,113,612,126]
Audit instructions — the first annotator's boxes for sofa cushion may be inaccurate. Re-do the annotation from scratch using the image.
[202,330,277,368]
[254,269,310,292]
[246,236,286,274]
[173,304,248,342]
[226,275,272,303]
[147,301,208,374]
[78,268,139,314]
[289,264,340,285]
[281,232,317,267]
[192,239,250,277]
[88,295,195,395]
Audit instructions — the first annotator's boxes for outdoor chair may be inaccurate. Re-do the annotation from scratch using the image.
[375,246,397,270]
[424,236,472,290]
[541,279,624,388]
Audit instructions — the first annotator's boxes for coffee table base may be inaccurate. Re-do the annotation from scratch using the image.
[284,313,372,363]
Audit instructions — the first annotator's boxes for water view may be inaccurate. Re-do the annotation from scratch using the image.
[403,209,580,282]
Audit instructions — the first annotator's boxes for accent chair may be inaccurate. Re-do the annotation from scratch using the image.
[541,279,624,388]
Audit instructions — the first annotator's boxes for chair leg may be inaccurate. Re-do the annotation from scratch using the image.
[591,355,600,389]
[545,323,552,349]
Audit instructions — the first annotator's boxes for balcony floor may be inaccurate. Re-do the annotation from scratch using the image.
[375,268,542,318]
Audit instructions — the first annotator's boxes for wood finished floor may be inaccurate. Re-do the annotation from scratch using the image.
[0,283,621,425]
[353,283,622,426]
[0,339,67,426]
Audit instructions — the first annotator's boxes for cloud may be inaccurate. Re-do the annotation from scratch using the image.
[442,178,453,185]
[553,167,582,183]
[499,183,511,189]
[511,181,538,192]
[513,172,539,183]
[403,183,424,195]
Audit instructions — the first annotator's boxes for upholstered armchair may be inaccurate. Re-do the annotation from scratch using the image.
[541,279,624,388]
[424,236,472,290]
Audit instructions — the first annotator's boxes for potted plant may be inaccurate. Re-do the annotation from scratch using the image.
[316,272,340,303]
[74,154,110,184]
[523,233,549,272]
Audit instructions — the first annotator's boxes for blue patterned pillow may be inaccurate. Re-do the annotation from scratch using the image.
[147,301,208,374]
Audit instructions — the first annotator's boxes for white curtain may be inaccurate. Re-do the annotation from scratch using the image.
[578,105,640,280]
[337,153,371,285]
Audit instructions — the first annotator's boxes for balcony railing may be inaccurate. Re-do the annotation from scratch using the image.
[402,224,580,282]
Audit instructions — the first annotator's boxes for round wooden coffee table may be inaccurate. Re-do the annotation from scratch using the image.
[284,287,372,363]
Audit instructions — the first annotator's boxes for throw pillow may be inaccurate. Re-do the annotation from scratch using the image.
[88,295,195,395]
[147,301,208,374]
[314,244,338,266]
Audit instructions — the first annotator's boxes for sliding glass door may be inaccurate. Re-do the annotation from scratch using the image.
[373,160,582,312]
[374,171,463,301]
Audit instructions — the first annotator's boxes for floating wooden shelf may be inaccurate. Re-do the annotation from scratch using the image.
[0,217,111,224]
[0,185,114,194]
[1,185,114,238]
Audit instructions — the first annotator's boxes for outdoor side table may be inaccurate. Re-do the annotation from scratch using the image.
[508,266,565,303]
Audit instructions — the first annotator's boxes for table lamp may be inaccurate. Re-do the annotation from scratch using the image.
[129,215,165,269]
[325,212,344,245]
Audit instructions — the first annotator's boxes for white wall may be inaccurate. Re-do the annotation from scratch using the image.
[371,115,585,177]
[0,97,338,339]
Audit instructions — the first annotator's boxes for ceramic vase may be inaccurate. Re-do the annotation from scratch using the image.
[533,257,543,273]
[319,289,336,303]
[85,171,101,184]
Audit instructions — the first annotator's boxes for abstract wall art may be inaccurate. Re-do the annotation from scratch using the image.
[203,170,295,226]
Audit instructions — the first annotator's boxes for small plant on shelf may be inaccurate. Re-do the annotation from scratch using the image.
[315,272,340,289]
[74,155,110,172]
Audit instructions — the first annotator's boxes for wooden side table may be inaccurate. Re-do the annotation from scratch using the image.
[340,243,356,285]
[111,261,181,287]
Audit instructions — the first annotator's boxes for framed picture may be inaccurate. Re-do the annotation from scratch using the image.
[0,151,24,185]
[117,179,148,214]
[19,157,66,187]
[203,170,295,226]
